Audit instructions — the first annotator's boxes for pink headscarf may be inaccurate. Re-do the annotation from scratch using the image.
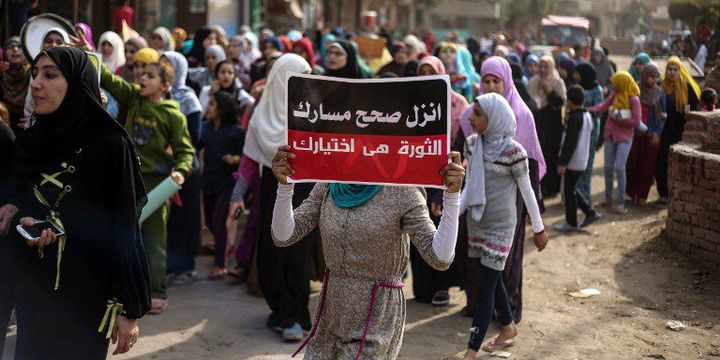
[463,56,546,178]
[75,23,96,51]
[419,56,468,143]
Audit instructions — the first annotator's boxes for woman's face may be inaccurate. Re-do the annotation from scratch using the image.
[325,46,347,71]
[138,65,166,98]
[43,33,66,50]
[125,44,137,64]
[470,102,488,133]
[132,62,147,83]
[557,66,568,79]
[206,96,218,121]
[217,63,235,88]
[592,52,602,64]
[151,34,165,50]
[633,60,645,73]
[206,53,218,71]
[573,70,582,84]
[418,64,437,76]
[646,73,658,86]
[440,48,456,66]
[31,56,68,115]
[482,75,504,95]
[527,63,539,76]
[666,64,680,81]
[203,33,218,49]
[228,40,242,59]
[5,43,25,64]
[539,61,552,76]
[262,43,277,60]
[101,41,114,58]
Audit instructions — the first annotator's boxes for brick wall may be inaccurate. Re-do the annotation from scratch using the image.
[666,111,720,268]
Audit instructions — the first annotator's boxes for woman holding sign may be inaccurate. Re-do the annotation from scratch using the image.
[271,146,463,359]
[6,46,150,358]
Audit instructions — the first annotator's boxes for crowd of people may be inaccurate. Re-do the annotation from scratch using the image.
[0,12,714,360]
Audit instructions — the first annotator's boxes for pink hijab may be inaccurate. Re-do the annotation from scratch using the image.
[418,56,469,144]
[462,56,546,178]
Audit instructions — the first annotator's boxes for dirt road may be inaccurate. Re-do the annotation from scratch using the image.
[4,148,719,360]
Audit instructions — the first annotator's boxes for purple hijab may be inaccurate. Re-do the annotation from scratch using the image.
[462,56,546,178]
[75,23,96,51]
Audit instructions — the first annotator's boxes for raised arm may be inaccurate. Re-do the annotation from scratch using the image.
[100,63,139,106]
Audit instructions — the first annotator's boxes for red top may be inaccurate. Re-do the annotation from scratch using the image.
[113,5,135,33]
[589,94,642,143]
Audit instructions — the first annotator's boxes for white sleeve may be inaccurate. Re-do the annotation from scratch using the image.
[517,173,545,233]
[271,183,295,242]
[431,191,460,264]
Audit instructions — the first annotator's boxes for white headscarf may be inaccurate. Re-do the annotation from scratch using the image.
[464,92,517,221]
[98,31,126,72]
[42,27,70,45]
[243,54,311,167]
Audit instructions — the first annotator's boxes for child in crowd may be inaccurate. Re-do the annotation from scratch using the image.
[556,86,601,232]
[101,57,194,314]
[589,71,642,215]
[701,88,717,111]
[200,91,245,279]
[462,93,547,359]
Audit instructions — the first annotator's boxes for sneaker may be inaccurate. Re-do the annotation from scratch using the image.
[170,270,198,286]
[615,204,628,215]
[580,212,602,228]
[555,222,579,233]
[282,323,304,342]
[431,290,451,307]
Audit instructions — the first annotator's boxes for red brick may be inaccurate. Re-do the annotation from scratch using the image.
[699,238,717,252]
[690,245,720,263]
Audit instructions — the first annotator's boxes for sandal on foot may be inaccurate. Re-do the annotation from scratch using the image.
[481,335,515,352]
[208,268,228,280]
[149,298,167,315]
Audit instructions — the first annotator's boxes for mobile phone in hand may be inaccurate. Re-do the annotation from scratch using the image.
[16,221,64,241]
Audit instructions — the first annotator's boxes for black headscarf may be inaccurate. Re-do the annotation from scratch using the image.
[509,61,535,111]
[324,40,364,79]
[12,47,146,209]
[14,47,112,173]
[403,60,419,77]
[575,62,598,91]
[188,26,214,67]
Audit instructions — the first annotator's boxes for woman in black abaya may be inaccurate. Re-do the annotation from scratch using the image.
[7,46,151,359]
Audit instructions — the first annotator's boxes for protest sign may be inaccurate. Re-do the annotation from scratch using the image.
[285,73,450,188]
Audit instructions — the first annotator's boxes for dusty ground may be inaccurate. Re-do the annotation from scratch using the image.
[4,147,719,360]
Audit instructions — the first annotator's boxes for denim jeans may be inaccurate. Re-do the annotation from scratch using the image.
[604,140,632,204]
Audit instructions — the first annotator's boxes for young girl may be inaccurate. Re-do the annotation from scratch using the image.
[626,64,666,205]
[116,37,148,83]
[462,93,547,358]
[199,61,254,128]
[589,71,642,215]
[655,56,700,202]
[100,56,194,314]
[200,91,245,279]
[573,63,604,202]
